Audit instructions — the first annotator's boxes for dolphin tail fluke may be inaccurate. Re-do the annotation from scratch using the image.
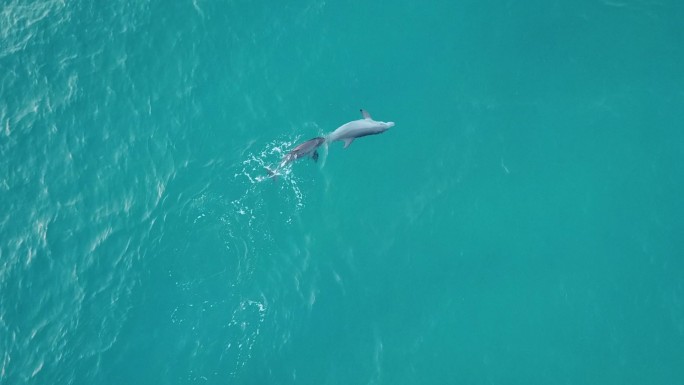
[264,166,279,181]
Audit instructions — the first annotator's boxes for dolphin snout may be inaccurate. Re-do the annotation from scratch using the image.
[386,122,395,128]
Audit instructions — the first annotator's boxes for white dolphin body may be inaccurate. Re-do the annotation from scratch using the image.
[325,109,394,148]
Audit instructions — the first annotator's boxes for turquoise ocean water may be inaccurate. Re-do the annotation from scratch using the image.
[1,0,683,384]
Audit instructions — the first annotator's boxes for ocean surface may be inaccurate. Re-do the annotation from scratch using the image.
[1,0,683,384]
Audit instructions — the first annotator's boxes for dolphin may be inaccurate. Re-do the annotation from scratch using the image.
[266,136,325,177]
[325,109,395,148]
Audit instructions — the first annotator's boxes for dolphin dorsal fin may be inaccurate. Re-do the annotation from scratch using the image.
[343,138,354,148]
[360,109,372,120]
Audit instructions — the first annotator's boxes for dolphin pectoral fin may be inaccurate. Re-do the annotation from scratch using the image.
[343,138,354,148]
[312,150,319,162]
[360,109,372,120]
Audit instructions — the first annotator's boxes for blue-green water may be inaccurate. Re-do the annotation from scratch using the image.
[2,0,683,384]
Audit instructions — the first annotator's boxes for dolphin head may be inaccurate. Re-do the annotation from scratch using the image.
[379,121,395,131]
[373,121,393,134]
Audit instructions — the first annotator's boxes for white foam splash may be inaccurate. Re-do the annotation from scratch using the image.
[234,137,308,212]
[223,298,267,377]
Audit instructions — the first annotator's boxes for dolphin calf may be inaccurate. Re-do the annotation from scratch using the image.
[266,136,325,177]
[326,109,395,148]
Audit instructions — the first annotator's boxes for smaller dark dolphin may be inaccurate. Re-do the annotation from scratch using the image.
[266,137,325,178]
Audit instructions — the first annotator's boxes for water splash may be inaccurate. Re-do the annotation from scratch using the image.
[172,136,323,380]
[223,299,267,377]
